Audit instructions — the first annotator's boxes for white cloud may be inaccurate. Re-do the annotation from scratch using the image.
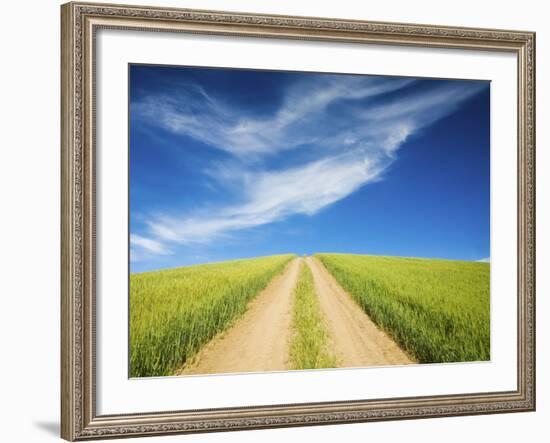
[146,150,383,245]
[133,76,414,159]
[130,234,172,262]
[477,257,490,263]
[132,75,487,254]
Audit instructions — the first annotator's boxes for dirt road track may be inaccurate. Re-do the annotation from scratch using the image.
[306,257,414,367]
[179,258,301,375]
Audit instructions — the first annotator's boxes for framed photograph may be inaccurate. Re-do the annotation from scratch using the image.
[61,1,536,440]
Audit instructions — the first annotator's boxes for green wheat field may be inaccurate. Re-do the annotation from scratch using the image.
[317,254,490,363]
[130,254,294,377]
[130,253,489,378]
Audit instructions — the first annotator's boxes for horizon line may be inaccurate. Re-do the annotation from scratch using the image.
[131,252,490,274]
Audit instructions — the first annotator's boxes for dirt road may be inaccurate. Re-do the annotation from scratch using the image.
[306,257,414,367]
[179,258,302,375]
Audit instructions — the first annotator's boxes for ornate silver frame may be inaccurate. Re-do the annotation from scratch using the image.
[61,2,536,440]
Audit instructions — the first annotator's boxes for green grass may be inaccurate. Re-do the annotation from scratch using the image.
[130,254,294,377]
[316,254,490,363]
[290,261,338,370]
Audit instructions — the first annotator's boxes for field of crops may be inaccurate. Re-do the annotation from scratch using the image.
[290,261,337,370]
[316,254,490,363]
[130,254,294,377]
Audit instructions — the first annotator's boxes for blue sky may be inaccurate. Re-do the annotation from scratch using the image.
[129,65,490,273]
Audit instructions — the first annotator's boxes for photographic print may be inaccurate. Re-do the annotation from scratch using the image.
[129,65,490,378]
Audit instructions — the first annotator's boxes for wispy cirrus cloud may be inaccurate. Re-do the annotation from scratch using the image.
[130,72,487,261]
[130,234,173,262]
[145,150,383,245]
[133,76,414,159]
